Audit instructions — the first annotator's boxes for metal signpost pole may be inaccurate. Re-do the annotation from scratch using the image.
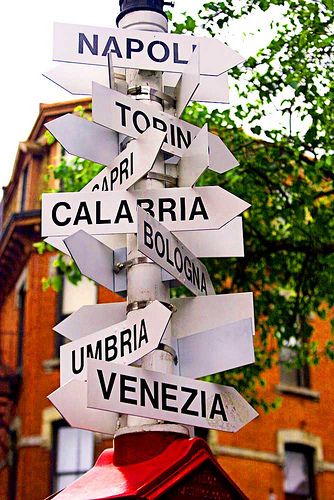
[114,0,190,442]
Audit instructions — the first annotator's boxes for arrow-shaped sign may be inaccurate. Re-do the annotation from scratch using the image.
[48,379,119,435]
[53,22,244,77]
[92,83,237,174]
[87,360,258,432]
[83,128,165,192]
[54,292,254,343]
[64,231,127,293]
[176,318,254,379]
[137,208,215,296]
[42,186,250,237]
[43,62,229,104]
[45,114,119,166]
[178,124,209,187]
[60,300,172,385]
[174,46,200,117]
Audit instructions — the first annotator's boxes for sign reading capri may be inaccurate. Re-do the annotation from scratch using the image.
[87,360,258,432]
[41,186,250,237]
[60,301,172,385]
[137,208,215,296]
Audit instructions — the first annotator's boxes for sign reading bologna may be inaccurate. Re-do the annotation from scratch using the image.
[53,22,244,76]
[87,359,258,432]
[137,208,215,296]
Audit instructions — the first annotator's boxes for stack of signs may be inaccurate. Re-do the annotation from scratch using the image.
[44,20,258,435]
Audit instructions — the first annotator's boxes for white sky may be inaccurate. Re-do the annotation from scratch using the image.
[0,0,276,191]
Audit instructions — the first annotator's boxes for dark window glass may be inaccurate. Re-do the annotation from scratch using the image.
[51,421,94,493]
[20,167,29,212]
[284,444,315,500]
[280,346,310,389]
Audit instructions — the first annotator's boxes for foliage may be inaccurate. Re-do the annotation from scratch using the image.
[169,0,334,406]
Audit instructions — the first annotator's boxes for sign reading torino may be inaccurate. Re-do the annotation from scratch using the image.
[53,22,244,76]
[137,208,215,296]
[60,301,171,385]
[87,360,258,432]
[41,186,250,237]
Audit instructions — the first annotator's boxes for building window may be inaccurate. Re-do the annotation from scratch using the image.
[284,444,315,500]
[55,276,97,356]
[17,284,26,370]
[52,421,94,492]
[280,345,310,389]
[20,166,29,212]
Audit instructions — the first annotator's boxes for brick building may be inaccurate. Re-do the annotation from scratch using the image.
[0,100,333,499]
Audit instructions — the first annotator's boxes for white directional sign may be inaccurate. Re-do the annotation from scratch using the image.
[54,302,127,341]
[176,318,254,379]
[87,360,258,432]
[42,186,250,237]
[175,46,200,117]
[137,208,215,296]
[92,83,237,174]
[44,62,229,104]
[83,128,165,192]
[64,230,127,292]
[60,301,171,385]
[178,124,209,187]
[48,379,118,435]
[54,292,254,343]
[53,22,244,76]
[45,114,119,166]
[172,292,255,339]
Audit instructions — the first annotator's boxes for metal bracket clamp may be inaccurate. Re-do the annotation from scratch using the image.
[113,256,154,274]
[146,171,177,187]
[128,85,176,108]
[157,343,178,365]
[126,300,176,315]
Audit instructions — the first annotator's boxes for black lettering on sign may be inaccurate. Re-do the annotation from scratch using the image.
[126,38,144,59]
[152,117,168,139]
[133,110,150,134]
[177,128,192,150]
[201,390,207,418]
[120,374,137,405]
[109,167,119,191]
[181,387,199,416]
[139,319,148,347]
[120,328,132,357]
[105,335,117,361]
[209,394,228,421]
[201,274,208,295]
[161,383,178,413]
[96,200,111,224]
[140,378,159,409]
[78,33,98,56]
[114,200,134,224]
[87,341,102,361]
[148,40,169,63]
[159,198,176,222]
[73,202,93,226]
[137,198,155,218]
[102,36,122,58]
[72,348,84,375]
[143,221,154,249]
[189,197,209,221]
[115,102,131,127]
[173,42,187,65]
[184,256,192,282]
[52,202,71,227]
[97,369,116,400]
[155,231,165,258]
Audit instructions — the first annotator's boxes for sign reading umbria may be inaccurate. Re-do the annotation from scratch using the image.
[41,186,250,237]
[53,22,244,76]
[87,360,258,432]
[60,301,171,385]
[137,208,215,296]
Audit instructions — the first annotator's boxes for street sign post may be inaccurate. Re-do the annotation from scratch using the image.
[137,208,215,296]
[87,359,258,432]
[53,22,244,76]
[175,46,200,117]
[60,300,172,385]
[92,83,238,174]
[42,186,250,237]
[48,379,119,435]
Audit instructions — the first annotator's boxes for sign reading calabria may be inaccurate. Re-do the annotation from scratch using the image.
[53,22,244,76]
[87,359,258,432]
[60,301,172,385]
[41,186,250,237]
